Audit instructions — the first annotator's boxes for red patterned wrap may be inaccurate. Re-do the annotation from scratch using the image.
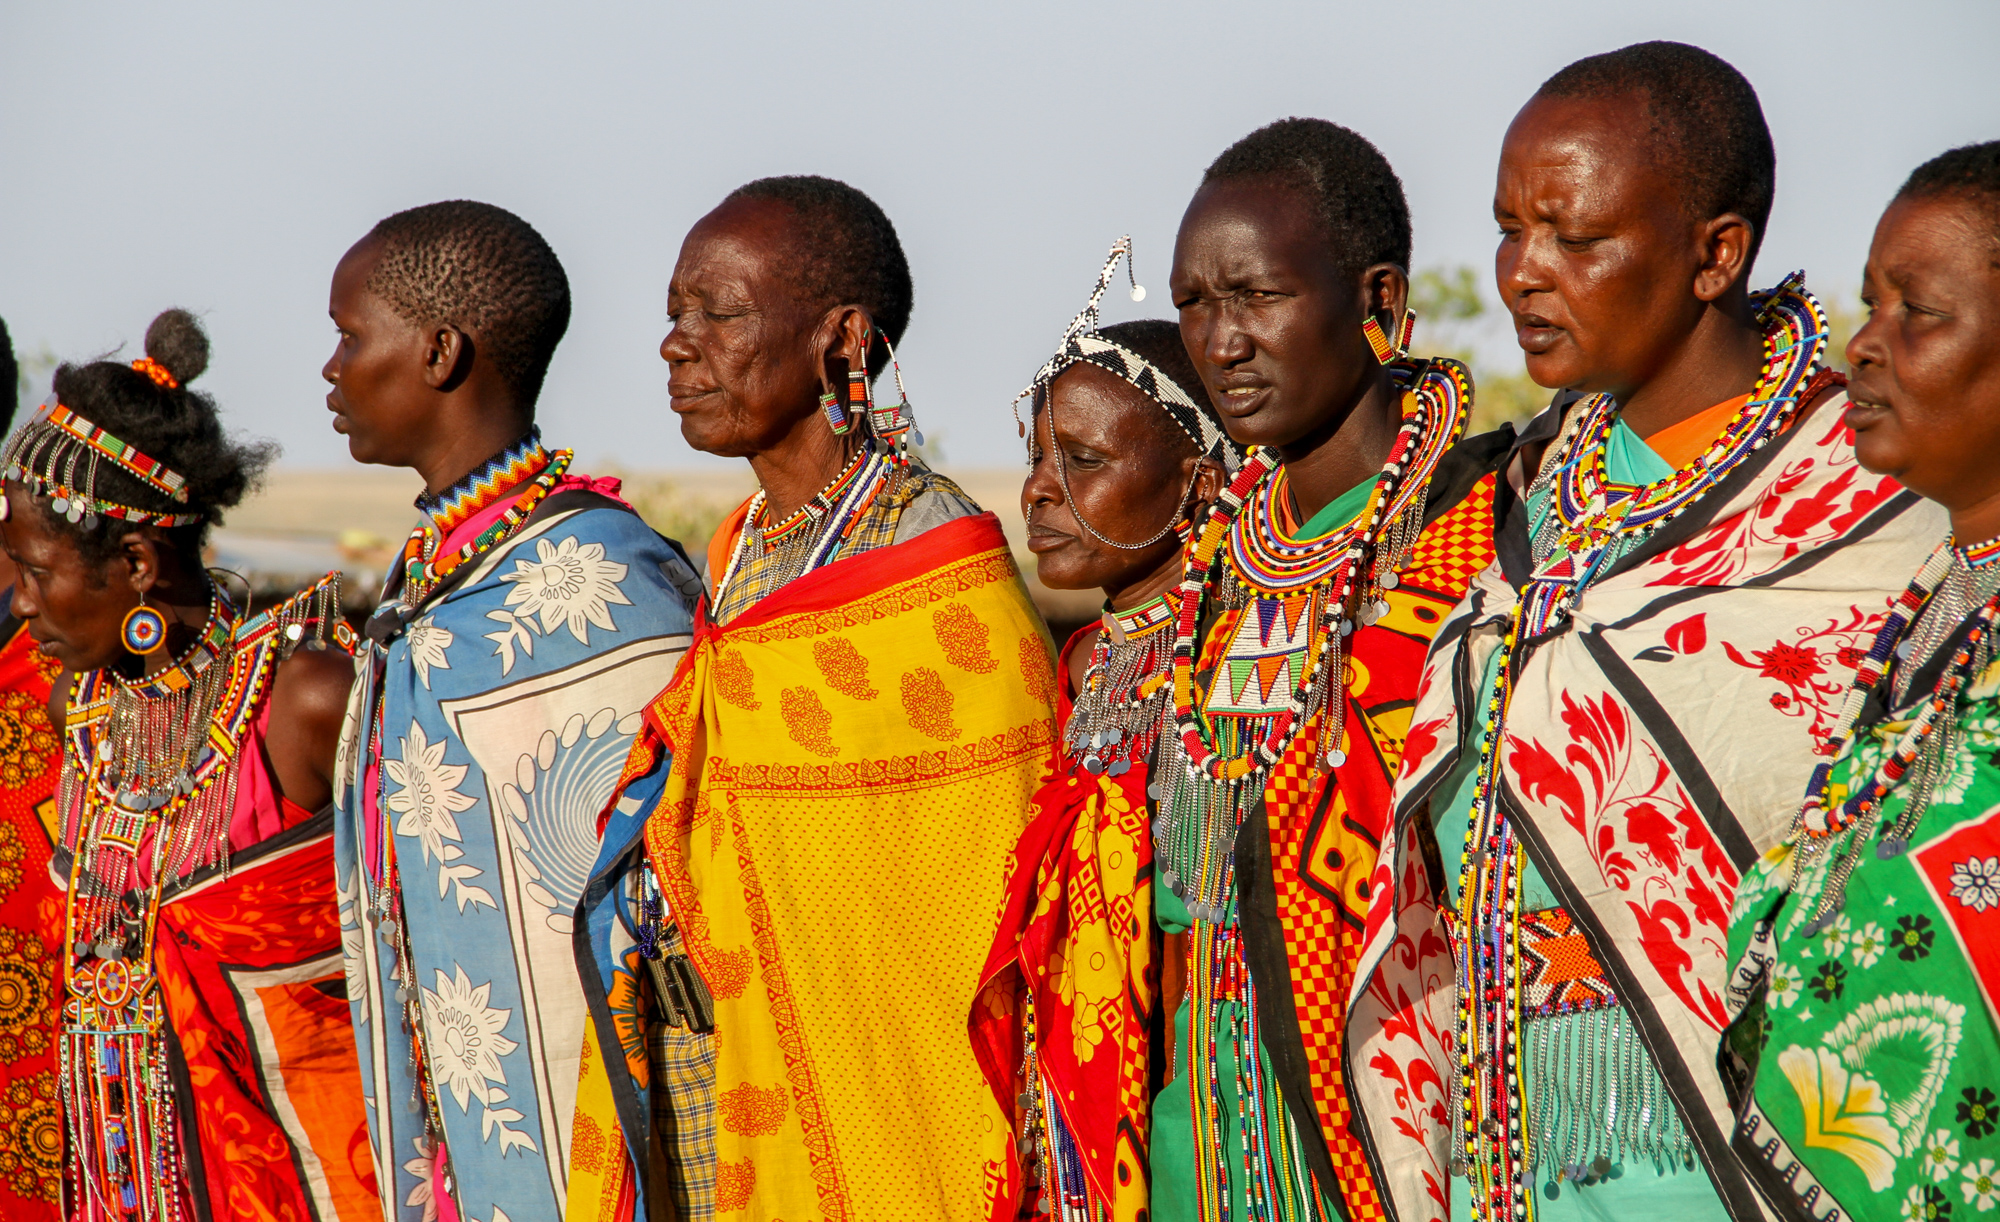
[0,605,66,1220]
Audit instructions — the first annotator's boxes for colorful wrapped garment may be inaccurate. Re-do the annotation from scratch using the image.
[0,597,70,1218]
[568,510,1057,1222]
[1719,542,2000,1222]
[969,619,1163,1222]
[1351,309,1949,1220]
[57,574,379,1222]
[335,433,697,1222]
[1149,426,1503,1222]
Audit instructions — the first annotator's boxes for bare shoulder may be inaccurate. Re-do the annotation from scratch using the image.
[268,647,360,731]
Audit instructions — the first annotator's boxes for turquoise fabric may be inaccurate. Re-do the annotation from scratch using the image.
[1436,421,1726,1219]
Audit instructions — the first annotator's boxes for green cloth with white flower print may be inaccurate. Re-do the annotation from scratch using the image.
[1722,643,2000,1222]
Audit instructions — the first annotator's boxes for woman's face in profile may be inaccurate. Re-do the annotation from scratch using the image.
[661,196,827,459]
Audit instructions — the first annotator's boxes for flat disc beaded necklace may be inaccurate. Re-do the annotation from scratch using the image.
[61,576,343,1222]
[1154,358,1469,922]
[1782,534,2000,934]
[1452,276,1828,1220]
[60,591,238,1222]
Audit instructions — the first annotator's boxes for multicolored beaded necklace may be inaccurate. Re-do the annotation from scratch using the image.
[1453,277,1827,1220]
[1063,593,1175,778]
[399,430,569,607]
[61,575,348,1222]
[1784,533,2000,934]
[712,442,898,611]
[1150,358,1471,1222]
[1156,358,1469,919]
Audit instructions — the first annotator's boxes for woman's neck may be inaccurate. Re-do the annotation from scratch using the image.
[750,415,865,523]
[1952,485,2000,551]
[135,571,217,679]
[1101,542,1186,614]
[1279,364,1403,522]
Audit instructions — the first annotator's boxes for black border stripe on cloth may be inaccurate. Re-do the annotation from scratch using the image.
[1502,781,1770,1221]
[1236,783,1348,1215]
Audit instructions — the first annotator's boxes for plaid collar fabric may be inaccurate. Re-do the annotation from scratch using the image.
[1016,236,1244,473]
[415,427,552,539]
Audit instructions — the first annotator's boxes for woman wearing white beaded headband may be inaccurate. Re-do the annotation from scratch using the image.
[977,236,1244,1221]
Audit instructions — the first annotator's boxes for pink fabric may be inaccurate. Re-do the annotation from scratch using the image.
[435,470,627,555]
[431,1155,461,1222]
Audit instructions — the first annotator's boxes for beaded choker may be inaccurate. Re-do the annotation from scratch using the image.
[400,435,569,608]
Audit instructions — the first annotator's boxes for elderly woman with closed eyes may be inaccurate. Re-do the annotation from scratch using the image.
[569,175,1056,1222]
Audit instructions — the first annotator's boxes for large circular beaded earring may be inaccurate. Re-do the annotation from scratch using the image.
[121,601,168,655]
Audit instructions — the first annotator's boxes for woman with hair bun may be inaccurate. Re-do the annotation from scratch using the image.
[0,309,377,1222]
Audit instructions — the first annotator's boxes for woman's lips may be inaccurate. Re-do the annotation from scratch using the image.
[1214,385,1269,418]
[1513,314,1563,355]
[1025,528,1073,554]
[1843,398,1892,431]
[668,385,717,412]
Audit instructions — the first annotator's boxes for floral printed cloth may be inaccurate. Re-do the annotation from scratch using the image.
[1723,639,2000,1222]
[336,461,695,1222]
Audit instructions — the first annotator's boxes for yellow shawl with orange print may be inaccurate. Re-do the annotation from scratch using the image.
[571,512,1056,1221]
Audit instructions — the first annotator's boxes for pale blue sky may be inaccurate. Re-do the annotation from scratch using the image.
[3,1,1994,471]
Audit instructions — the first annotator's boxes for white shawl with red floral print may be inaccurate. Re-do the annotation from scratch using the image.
[1345,391,1946,1222]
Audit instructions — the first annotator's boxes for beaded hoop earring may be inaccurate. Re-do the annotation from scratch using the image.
[121,600,168,655]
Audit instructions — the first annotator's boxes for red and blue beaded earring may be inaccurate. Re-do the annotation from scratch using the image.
[122,598,167,655]
[1361,308,1416,365]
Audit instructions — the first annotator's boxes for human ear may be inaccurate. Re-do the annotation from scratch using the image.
[1693,214,1754,303]
[1360,263,1412,331]
[815,305,873,388]
[119,532,161,596]
[1189,457,1226,509]
[423,325,475,391]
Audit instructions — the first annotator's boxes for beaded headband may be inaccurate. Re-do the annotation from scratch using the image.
[0,401,202,527]
[1013,236,1244,473]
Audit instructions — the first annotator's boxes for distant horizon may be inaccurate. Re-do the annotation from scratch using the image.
[6,0,1994,473]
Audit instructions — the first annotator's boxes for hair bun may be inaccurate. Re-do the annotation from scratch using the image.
[143,308,210,387]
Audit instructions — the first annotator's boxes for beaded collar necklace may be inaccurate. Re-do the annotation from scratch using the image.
[755,444,873,548]
[1521,274,1826,633]
[1169,358,1468,784]
[714,443,896,608]
[400,434,569,608]
[1065,591,1176,778]
[1151,359,1470,922]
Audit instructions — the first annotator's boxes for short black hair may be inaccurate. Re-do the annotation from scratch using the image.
[44,308,276,564]
[0,317,16,435]
[1538,41,1776,268]
[726,175,912,375]
[1897,141,2000,241]
[365,200,571,407]
[1203,118,1413,278]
